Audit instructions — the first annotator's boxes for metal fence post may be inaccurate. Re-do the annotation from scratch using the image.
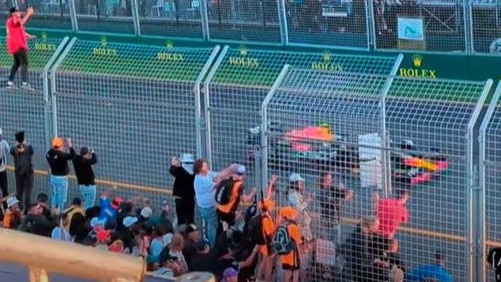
[200,0,210,41]
[277,0,289,46]
[48,37,78,139]
[194,45,221,159]
[42,37,71,151]
[68,0,78,32]
[463,0,473,53]
[259,64,290,193]
[478,82,501,282]
[466,79,494,281]
[131,0,142,36]
[202,45,230,167]
[378,54,403,197]
[365,0,377,50]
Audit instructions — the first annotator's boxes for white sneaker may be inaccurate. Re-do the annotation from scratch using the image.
[21,82,34,91]
[6,81,15,88]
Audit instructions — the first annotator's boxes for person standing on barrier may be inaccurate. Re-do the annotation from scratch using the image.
[0,129,10,210]
[169,153,196,226]
[6,7,35,90]
[73,146,97,210]
[10,131,33,211]
[46,137,75,211]
[193,159,237,248]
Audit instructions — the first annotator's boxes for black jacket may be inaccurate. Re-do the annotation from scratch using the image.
[21,214,58,237]
[73,153,97,185]
[46,148,76,176]
[10,144,34,175]
[169,165,195,199]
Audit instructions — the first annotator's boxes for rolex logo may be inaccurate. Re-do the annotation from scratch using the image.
[239,45,248,56]
[166,40,174,49]
[412,54,423,68]
[323,51,331,63]
[100,36,107,48]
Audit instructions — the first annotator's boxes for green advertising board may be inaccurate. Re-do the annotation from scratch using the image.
[212,45,402,87]
[0,32,63,69]
[57,36,215,81]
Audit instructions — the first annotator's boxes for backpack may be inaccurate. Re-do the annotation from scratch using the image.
[215,179,235,205]
[245,213,268,245]
[271,223,294,255]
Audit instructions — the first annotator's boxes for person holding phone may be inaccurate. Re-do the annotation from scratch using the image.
[73,147,98,210]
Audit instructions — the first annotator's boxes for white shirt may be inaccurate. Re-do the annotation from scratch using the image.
[0,140,10,172]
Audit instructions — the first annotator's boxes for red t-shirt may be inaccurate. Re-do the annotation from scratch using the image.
[377,198,408,238]
[6,17,28,55]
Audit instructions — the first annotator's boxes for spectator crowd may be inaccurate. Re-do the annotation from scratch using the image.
[0,129,464,281]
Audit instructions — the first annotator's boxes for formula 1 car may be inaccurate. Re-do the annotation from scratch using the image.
[391,140,449,186]
[245,123,360,173]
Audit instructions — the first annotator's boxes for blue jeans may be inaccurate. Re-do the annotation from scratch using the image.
[79,185,97,210]
[50,175,68,211]
[198,206,218,248]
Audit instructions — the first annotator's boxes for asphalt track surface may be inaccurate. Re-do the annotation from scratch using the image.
[0,70,498,281]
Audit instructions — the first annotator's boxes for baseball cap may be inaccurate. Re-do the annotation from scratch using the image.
[280,206,298,220]
[111,197,124,210]
[80,147,89,155]
[289,173,305,182]
[222,267,238,279]
[179,153,195,164]
[90,217,105,228]
[236,165,246,176]
[161,199,169,206]
[6,196,19,208]
[52,137,64,149]
[140,206,153,218]
[72,197,82,206]
[96,229,111,242]
[123,216,138,228]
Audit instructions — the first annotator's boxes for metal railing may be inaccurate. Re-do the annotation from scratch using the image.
[10,0,501,54]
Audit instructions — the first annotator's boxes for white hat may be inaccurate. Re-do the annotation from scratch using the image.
[179,153,195,164]
[404,140,414,147]
[140,206,153,218]
[6,196,19,208]
[123,216,138,228]
[90,217,105,228]
[289,173,305,183]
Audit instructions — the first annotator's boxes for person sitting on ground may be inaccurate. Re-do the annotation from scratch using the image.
[35,193,52,221]
[406,251,453,282]
[154,248,185,277]
[51,212,72,242]
[3,196,23,229]
[98,189,124,227]
[182,223,210,269]
[62,197,85,230]
[21,203,58,237]
[221,267,239,282]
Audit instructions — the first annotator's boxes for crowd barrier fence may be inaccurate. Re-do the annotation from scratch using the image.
[1,39,501,281]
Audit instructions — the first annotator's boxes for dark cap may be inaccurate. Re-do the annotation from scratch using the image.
[72,197,82,206]
[15,131,24,143]
[9,7,19,14]
[80,147,89,155]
